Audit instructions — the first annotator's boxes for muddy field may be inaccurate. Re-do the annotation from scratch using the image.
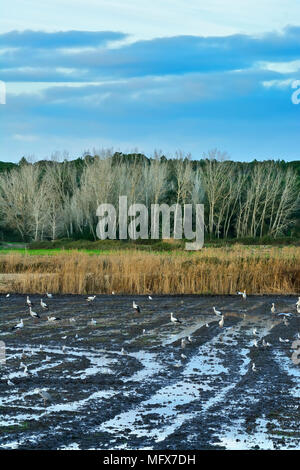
[0,294,299,450]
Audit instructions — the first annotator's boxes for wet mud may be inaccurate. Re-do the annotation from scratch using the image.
[0,294,299,450]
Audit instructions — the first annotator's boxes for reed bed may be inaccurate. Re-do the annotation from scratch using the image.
[0,245,299,295]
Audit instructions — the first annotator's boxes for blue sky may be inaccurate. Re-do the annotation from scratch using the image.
[1,0,300,162]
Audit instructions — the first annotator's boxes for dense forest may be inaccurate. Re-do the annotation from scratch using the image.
[0,149,299,242]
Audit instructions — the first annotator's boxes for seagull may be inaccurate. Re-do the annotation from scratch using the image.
[86,295,96,302]
[19,362,29,376]
[142,328,146,335]
[7,379,14,386]
[271,303,276,314]
[253,339,259,348]
[47,315,60,322]
[148,295,153,300]
[297,305,300,314]
[213,306,222,316]
[296,297,300,308]
[279,337,289,343]
[253,328,258,336]
[26,296,33,307]
[34,388,53,406]
[205,323,209,328]
[219,315,224,328]
[69,317,76,323]
[133,301,141,313]
[40,299,49,310]
[174,360,182,368]
[170,312,182,324]
[237,290,247,300]
[21,349,28,360]
[89,318,97,325]
[12,319,24,331]
[29,306,40,319]
[112,291,115,295]
[252,362,257,372]
[46,293,53,298]
[181,338,188,349]
[262,339,271,347]
[181,353,187,360]
[121,347,127,355]
[187,336,192,343]
[5,293,10,298]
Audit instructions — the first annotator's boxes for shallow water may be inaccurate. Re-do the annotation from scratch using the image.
[0,293,299,450]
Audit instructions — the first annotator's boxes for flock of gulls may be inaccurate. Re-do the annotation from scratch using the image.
[3,290,300,406]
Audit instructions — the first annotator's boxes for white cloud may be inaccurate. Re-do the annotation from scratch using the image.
[13,134,39,142]
[259,59,300,74]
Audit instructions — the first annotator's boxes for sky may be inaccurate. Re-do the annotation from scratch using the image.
[1,0,300,162]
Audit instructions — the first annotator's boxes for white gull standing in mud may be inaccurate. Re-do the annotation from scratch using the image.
[12,319,24,331]
[40,299,49,310]
[170,312,182,324]
[181,338,187,349]
[237,290,247,300]
[133,301,141,313]
[26,296,33,307]
[47,315,61,322]
[34,388,53,406]
[279,337,289,343]
[271,303,276,314]
[174,360,182,368]
[29,306,40,319]
[213,306,222,317]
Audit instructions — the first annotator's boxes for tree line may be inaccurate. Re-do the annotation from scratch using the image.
[0,149,299,242]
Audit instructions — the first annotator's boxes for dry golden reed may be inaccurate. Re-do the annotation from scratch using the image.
[0,245,299,295]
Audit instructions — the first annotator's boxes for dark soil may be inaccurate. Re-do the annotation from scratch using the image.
[0,294,299,450]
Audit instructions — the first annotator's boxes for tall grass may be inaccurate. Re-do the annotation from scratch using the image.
[0,245,299,295]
